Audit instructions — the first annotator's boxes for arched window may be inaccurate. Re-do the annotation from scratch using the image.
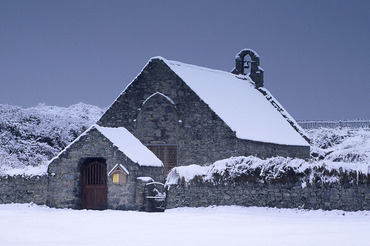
[137,92,180,174]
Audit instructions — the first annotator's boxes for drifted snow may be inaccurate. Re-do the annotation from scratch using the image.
[95,125,163,167]
[0,162,48,177]
[159,57,309,146]
[0,204,368,246]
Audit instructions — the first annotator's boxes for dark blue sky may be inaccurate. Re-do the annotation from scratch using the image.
[1,0,370,120]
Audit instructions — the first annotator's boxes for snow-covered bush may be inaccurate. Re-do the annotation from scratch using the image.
[167,127,370,186]
[1,101,369,179]
[0,103,103,175]
[307,128,370,163]
[166,156,370,186]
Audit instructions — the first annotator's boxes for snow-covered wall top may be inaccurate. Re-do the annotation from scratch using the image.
[158,57,309,147]
[166,156,370,186]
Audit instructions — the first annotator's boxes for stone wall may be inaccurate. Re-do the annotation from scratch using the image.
[98,58,309,170]
[0,165,368,211]
[0,173,159,211]
[0,175,47,205]
[47,128,164,210]
[166,180,370,211]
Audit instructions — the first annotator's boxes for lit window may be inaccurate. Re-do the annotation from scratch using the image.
[108,164,129,184]
[113,173,119,183]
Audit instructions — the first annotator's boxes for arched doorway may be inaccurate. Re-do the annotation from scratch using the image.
[82,160,107,210]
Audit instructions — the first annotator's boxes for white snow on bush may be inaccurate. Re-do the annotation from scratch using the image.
[1,100,370,178]
[166,156,370,186]
[0,103,103,176]
[160,57,309,146]
[167,164,209,183]
[308,128,370,163]
[0,162,48,177]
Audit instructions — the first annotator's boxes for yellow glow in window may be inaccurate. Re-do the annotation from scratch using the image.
[113,173,119,183]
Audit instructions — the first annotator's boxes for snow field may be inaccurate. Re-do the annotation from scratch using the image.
[0,204,368,246]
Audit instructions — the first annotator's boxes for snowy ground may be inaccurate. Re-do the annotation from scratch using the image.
[0,204,368,246]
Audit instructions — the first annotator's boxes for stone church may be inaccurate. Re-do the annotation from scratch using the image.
[47,49,310,210]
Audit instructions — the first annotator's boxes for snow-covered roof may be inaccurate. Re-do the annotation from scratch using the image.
[95,125,163,167]
[50,125,163,167]
[153,57,309,147]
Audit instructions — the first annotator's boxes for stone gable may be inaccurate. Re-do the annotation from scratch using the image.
[98,58,309,171]
[47,128,163,209]
[45,53,310,211]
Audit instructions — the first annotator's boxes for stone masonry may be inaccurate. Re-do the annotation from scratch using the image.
[0,175,47,205]
[47,128,163,209]
[98,58,309,169]
[166,179,370,211]
[0,54,312,211]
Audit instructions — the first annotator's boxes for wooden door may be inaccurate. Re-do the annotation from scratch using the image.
[82,161,107,210]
